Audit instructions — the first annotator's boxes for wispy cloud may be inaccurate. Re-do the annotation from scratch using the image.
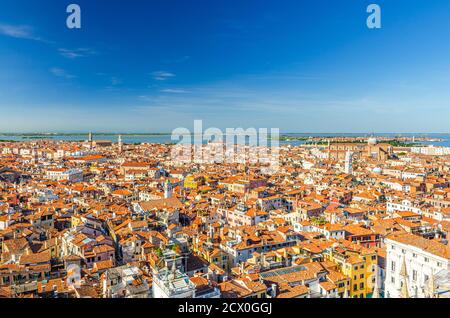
[138,95,153,102]
[134,76,399,119]
[160,88,190,94]
[0,23,46,42]
[58,48,96,59]
[110,77,122,86]
[103,77,123,90]
[50,68,75,79]
[152,71,176,81]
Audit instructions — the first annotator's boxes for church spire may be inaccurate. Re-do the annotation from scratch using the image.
[427,271,436,298]
[372,265,381,298]
[400,256,410,298]
[401,279,410,298]
[400,255,408,277]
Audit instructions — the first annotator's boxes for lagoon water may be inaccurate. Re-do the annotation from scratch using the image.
[1,133,450,147]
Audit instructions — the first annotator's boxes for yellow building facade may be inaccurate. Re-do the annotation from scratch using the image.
[184,175,206,189]
[325,247,377,298]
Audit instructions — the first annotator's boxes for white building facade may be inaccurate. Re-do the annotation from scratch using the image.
[385,233,450,298]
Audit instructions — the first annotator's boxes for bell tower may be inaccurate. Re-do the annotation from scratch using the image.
[164,180,173,199]
[88,132,93,149]
[118,135,123,153]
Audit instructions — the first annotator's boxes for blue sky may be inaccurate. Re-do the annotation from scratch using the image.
[0,0,449,133]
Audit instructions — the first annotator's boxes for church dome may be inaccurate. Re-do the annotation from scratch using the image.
[368,137,377,145]
[373,167,382,174]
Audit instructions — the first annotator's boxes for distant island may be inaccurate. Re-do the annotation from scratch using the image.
[0,133,172,136]
[279,135,443,148]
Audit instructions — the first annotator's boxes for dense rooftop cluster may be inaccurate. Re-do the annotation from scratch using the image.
[0,136,449,298]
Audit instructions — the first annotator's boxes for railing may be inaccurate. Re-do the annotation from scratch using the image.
[195,287,221,298]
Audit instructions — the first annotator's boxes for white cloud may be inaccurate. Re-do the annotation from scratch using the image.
[0,23,45,42]
[50,68,75,79]
[138,95,153,102]
[110,77,122,85]
[160,88,189,94]
[152,71,176,81]
[58,48,96,59]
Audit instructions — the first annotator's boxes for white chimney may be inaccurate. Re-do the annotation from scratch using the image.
[271,284,277,298]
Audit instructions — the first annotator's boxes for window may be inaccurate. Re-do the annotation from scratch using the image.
[360,274,364,279]
[353,284,357,291]
[391,261,396,271]
[424,257,429,263]
[360,283,364,289]
[412,270,417,281]
[391,277,395,284]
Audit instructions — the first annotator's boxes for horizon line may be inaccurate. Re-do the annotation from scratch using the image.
[0,132,449,135]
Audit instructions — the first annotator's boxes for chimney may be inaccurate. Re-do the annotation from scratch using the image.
[271,284,277,298]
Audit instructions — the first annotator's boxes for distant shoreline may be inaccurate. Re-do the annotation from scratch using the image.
[1,132,450,136]
[0,132,449,137]
[0,133,172,136]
